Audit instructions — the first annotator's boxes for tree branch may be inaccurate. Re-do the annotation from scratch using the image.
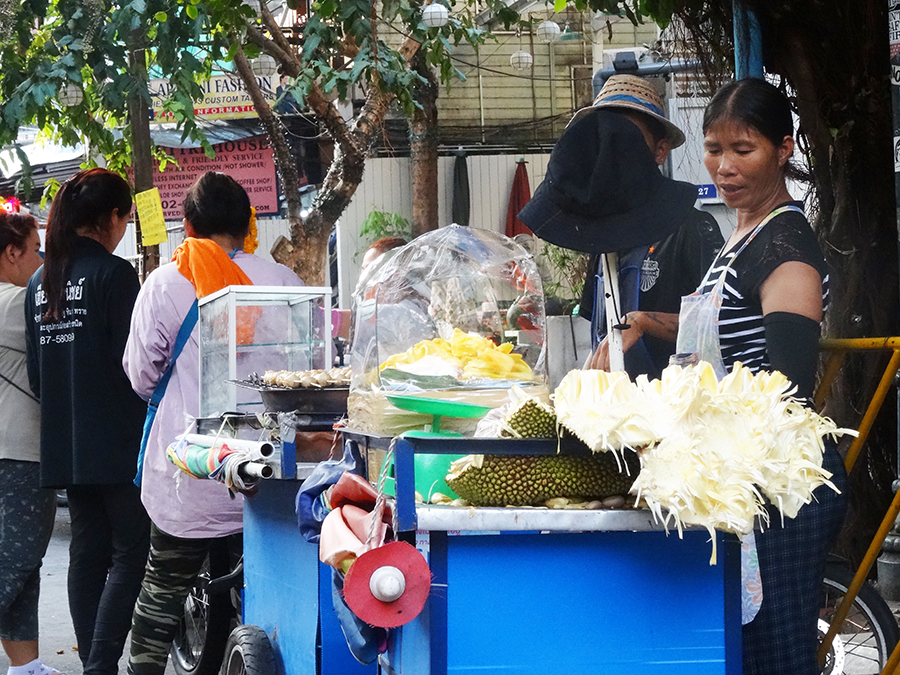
[246,24,300,76]
[257,0,298,64]
[233,44,304,228]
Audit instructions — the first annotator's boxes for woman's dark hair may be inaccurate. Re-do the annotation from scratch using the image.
[0,212,37,253]
[183,172,251,239]
[703,78,794,148]
[43,168,132,320]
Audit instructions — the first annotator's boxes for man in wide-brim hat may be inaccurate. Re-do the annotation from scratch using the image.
[518,74,724,379]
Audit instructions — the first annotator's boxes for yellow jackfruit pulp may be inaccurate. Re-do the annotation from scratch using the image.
[380,329,535,381]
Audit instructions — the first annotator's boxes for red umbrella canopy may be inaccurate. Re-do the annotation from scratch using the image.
[505,159,532,238]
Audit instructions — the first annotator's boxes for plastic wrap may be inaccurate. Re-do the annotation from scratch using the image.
[349,225,549,436]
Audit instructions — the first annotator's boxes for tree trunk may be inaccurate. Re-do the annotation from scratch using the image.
[410,53,439,237]
[127,34,157,278]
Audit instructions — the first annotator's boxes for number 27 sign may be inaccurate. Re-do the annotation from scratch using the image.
[697,184,718,200]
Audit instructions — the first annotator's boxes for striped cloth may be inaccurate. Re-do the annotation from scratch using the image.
[697,203,829,374]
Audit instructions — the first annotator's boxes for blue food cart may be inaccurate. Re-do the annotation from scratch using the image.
[234,430,742,675]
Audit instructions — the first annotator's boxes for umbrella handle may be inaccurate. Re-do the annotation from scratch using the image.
[601,252,626,373]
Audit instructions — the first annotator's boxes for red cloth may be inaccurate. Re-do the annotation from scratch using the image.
[505,160,533,238]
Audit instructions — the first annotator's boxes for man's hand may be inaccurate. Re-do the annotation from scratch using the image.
[583,311,680,371]
[584,312,644,371]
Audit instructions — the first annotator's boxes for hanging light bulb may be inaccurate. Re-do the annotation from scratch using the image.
[59,83,84,107]
[510,50,534,71]
[251,53,278,77]
[536,20,560,43]
[422,2,449,28]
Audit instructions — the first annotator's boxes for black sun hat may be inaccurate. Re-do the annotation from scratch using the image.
[517,109,698,254]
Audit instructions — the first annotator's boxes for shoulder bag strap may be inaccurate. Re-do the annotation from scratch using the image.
[149,299,199,408]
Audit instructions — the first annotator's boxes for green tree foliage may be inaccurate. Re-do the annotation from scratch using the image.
[0,0,529,283]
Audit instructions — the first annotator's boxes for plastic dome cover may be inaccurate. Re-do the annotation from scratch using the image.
[350,225,547,393]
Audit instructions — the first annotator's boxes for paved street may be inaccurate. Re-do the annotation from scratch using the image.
[0,503,176,675]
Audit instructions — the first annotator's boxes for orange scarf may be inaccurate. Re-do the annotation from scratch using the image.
[173,238,258,344]
[173,238,254,298]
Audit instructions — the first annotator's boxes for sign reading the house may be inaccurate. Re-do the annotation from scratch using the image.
[147,136,279,219]
[148,75,277,121]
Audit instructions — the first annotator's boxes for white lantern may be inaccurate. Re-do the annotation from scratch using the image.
[59,83,84,107]
[422,2,449,28]
[536,20,560,42]
[251,53,278,77]
[509,50,534,71]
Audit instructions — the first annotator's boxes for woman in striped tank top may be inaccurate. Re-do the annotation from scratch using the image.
[687,78,848,675]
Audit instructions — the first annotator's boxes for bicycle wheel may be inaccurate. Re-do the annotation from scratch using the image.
[819,563,900,674]
[220,625,277,675]
[170,550,235,675]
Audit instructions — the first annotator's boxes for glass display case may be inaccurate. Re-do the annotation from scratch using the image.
[198,285,333,418]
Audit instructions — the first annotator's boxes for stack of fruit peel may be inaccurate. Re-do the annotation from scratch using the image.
[379,328,536,382]
[555,362,853,563]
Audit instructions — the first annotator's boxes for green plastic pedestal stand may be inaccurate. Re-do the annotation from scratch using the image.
[382,394,492,498]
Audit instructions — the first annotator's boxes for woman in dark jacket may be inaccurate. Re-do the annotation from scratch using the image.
[25,168,150,675]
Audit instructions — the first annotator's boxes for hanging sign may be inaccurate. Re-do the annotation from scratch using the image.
[134,188,168,246]
[129,136,281,220]
[148,75,278,122]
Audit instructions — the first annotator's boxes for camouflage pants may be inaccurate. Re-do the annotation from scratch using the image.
[127,523,235,675]
[0,459,56,641]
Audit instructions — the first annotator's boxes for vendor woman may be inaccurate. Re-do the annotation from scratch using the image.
[685,78,847,675]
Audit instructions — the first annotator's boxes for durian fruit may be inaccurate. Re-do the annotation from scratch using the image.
[500,397,557,439]
[444,452,638,507]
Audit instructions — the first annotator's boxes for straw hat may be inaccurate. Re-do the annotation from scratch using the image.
[571,74,685,149]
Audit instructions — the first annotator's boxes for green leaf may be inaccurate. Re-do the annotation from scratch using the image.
[186,5,198,19]
[554,0,567,12]
[154,11,167,21]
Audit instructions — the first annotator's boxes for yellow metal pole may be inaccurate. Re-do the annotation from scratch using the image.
[819,486,900,665]
[814,350,845,411]
[843,349,900,473]
[813,337,900,670]
[820,337,900,351]
[880,639,900,675]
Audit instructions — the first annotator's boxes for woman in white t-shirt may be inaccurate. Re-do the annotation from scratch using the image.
[0,211,60,675]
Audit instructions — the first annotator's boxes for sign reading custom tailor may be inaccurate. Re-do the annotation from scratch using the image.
[148,75,277,121]
[151,136,280,219]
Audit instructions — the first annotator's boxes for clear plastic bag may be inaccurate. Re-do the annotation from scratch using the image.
[349,226,549,436]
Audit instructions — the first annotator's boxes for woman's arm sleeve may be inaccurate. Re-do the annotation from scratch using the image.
[763,311,820,401]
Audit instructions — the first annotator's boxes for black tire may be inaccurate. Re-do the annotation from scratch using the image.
[819,563,900,674]
[219,625,276,675]
[170,548,236,675]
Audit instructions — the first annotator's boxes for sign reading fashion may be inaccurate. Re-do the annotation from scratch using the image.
[148,75,277,121]
[146,136,279,219]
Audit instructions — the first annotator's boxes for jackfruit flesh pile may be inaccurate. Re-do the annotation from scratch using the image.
[444,453,639,507]
[554,362,850,562]
[379,328,535,381]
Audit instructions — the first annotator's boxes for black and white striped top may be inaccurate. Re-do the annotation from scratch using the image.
[697,203,829,374]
